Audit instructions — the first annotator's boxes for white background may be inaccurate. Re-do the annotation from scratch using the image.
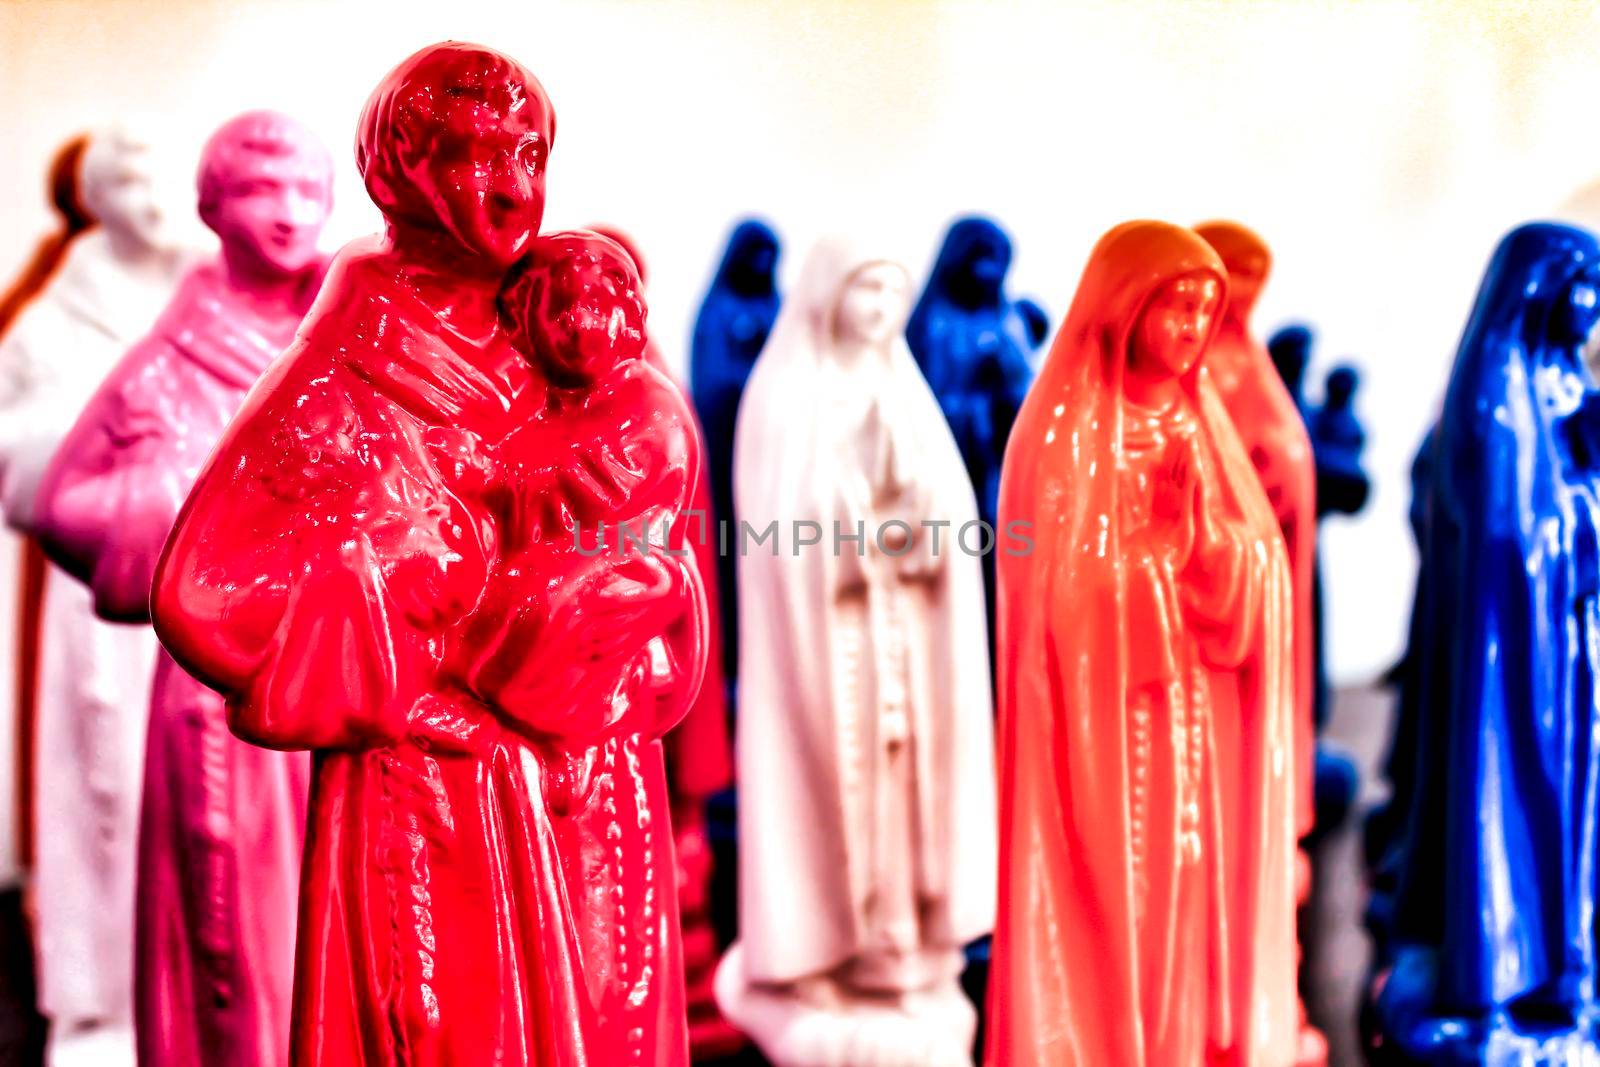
[3,0,1600,876]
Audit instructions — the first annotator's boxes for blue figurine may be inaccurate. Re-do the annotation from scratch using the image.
[1269,325,1368,836]
[1371,222,1600,1065]
[1010,295,1051,367]
[907,216,1045,633]
[688,218,781,714]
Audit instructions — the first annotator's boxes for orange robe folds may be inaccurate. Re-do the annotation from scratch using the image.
[988,220,1298,1067]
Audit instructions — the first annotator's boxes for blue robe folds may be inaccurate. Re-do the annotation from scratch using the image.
[1375,222,1600,1065]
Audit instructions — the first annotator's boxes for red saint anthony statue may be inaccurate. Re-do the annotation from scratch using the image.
[150,44,705,1067]
[987,221,1298,1066]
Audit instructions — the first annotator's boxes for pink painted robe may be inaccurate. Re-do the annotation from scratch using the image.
[33,259,320,1067]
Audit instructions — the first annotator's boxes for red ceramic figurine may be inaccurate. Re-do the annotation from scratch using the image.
[149,44,704,1067]
[987,220,1298,1066]
[32,111,333,1067]
[589,224,744,1061]
[1194,220,1324,1067]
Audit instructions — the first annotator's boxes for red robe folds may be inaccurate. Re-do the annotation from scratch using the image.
[151,245,702,1067]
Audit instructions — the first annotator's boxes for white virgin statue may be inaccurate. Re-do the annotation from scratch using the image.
[716,237,997,1067]
[0,124,185,1067]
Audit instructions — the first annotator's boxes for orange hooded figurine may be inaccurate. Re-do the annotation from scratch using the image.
[1194,220,1323,1067]
[987,220,1298,1067]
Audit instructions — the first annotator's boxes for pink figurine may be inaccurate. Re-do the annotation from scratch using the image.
[32,110,333,1067]
[148,45,705,1067]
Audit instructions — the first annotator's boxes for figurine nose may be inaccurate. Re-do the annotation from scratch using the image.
[280,190,323,230]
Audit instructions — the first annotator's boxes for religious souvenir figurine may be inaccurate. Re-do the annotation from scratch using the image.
[689,218,782,716]
[906,216,1042,639]
[1266,324,1368,837]
[1369,222,1600,1065]
[1195,222,1325,1067]
[590,224,745,1061]
[0,131,94,1067]
[149,44,706,1067]
[0,124,186,1067]
[1362,427,1434,962]
[6,133,94,878]
[988,220,1298,1067]
[715,237,996,1067]
[1011,296,1051,361]
[29,111,332,1067]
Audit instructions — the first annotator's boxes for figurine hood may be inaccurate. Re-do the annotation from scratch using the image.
[922,215,1013,309]
[1034,219,1227,411]
[1194,219,1271,322]
[1453,222,1600,377]
[710,219,779,297]
[51,135,94,232]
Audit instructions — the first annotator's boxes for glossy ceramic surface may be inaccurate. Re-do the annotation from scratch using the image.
[987,220,1298,1067]
[36,110,331,1067]
[1370,222,1600,1065]
[150,44,704,1067]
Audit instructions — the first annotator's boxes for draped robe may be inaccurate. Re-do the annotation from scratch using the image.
[34,260,320,1067]
[1375,223,1600,1065]
[0,229,180,1052]
[151,244,702,1067]
[988,221,1297,1067]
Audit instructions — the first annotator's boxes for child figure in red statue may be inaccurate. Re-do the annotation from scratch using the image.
[988,220,1298,1067]
[149,44,704,1067]
[586,223,742,1058]
[1194,220,1324,1067]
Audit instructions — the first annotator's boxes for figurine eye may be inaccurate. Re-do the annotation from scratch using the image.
[517,138,546,172]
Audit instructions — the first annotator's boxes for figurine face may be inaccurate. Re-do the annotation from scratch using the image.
[1555,269,1600,348]
[80,130,166,249]
[426,123,549,269]
[358,44,555,271]
[504,233,646,387]
[1129,271,1223,380]
[833,263,910,346]
[199,113,332,279]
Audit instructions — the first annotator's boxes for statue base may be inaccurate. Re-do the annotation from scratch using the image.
[714,942,975,1067]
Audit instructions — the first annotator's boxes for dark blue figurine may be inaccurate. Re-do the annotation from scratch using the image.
[1364,426,1436,961]
[1269,324,1367,837]
[1370,222,1600,1065]
[907,216,1045,633]
[688,218,781,715]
